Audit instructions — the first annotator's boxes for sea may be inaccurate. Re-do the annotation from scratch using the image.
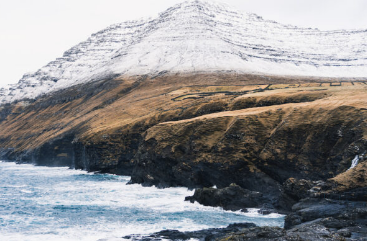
[0,161,284,241]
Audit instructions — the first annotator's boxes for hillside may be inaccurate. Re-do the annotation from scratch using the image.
[1,0,367,238]
[1,73,366,199]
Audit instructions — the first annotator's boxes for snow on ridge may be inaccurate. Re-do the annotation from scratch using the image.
[1,0,367,105]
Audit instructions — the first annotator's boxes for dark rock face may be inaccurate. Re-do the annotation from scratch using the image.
[0,77,143,174]
[125,221,358,241]
[283,178,313,201]
[284,198,367,240]
[185,184,271,211]
[291,199,347,223]
[230,224,344,241]
[285,198,348,229]
[1,131,139,176]
[126,198,367,241]
[284,223,344,241]
[35,135,76,167]
[328,187,367,202]
[72,133,142,175]
[2,134,76,167]
[123,223,256,241]
[129,105,366,215]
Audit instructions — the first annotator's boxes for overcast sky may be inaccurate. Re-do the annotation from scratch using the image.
[0,0,366,88]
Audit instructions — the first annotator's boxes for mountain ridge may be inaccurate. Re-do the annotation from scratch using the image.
[1,1,367,238]
[1,0,367,105]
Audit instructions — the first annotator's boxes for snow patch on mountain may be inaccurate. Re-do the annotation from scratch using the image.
[1,0,367,104]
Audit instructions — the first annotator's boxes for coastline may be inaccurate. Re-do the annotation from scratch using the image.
[1,74,367,240]
[2,160,367,240]
[0,161,285,240]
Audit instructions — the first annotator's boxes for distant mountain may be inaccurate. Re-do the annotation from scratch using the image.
[1,0,367,104]
[1,2,367,235]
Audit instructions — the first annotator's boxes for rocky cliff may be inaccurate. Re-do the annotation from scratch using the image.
[1,0,367,238]
[1,73,367,210]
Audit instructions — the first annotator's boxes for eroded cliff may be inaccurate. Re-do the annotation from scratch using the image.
[1,74,366,207]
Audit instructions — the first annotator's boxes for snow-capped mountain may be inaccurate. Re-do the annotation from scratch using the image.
[1,0,367,104]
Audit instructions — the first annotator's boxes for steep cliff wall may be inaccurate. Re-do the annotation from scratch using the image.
[1,74,366,208]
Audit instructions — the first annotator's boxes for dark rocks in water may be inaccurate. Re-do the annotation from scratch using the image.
[282,219,367,241]
[220,221,365,240]
[185,183,295,213]
[184,184,269,211]
[283,197,367,240]
[216,226,286,241]
[226,223,345,240]
[2,129,141,176]
[125,222,353,241]
[123,223,257,241]
[257,208,272,215]
[285,198,348,228]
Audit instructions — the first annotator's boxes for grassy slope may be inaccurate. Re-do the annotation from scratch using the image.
[0,73,366,191]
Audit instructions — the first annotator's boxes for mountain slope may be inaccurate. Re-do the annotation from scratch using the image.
[1,0,367,105]
[1,73,366,205]
[1,1,367,235]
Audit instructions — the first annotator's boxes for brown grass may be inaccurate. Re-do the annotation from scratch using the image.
[331,161,367,191]
[1,72,366,153]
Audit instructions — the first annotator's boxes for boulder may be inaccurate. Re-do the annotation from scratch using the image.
[283,178,313,200]
[185,184,269,211]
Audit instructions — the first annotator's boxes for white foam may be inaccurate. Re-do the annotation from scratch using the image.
[0,162,285,241]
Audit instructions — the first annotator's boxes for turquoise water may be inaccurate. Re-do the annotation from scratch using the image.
[0,161,284,241]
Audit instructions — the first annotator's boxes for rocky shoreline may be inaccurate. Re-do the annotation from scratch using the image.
[1,0,367,238]
[1,75,367,240]
[122,177,367,240]
[3,150,366,240]
[123,197,367,241]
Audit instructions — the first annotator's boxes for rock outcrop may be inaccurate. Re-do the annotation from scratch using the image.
[283,178,314,201]
[184,184,272,211]
[126,196,367,240]
[123,223,257,241]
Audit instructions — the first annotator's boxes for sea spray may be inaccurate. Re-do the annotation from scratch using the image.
[0,161,284,241]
